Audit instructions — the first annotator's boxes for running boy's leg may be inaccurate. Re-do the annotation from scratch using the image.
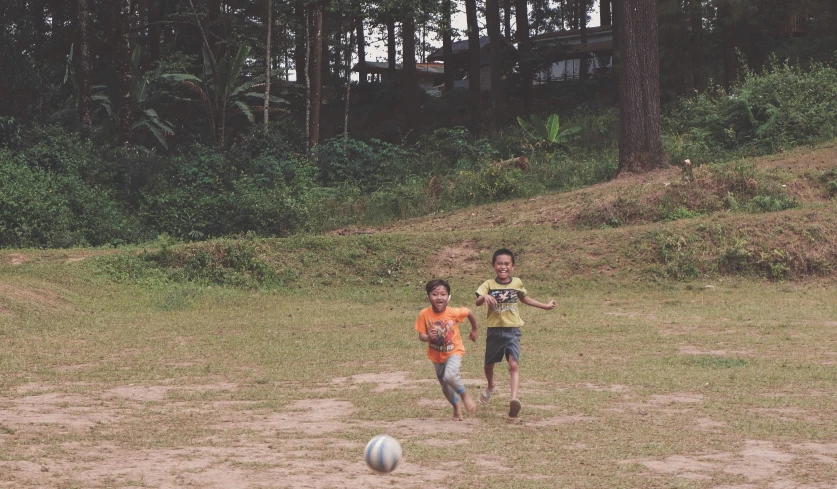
[434,361,460,407]
[505,329,522,417]
[482,363,496,403]
[436,355,476,415]
[508,355,520,401]
[481,328,509,403]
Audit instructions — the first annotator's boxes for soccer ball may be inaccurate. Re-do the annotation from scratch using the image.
[364,434,402,473]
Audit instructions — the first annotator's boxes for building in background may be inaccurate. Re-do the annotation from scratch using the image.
[530,25,613,82]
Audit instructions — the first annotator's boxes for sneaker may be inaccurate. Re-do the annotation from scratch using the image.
[479,388,495,405]
[509,399,522,418]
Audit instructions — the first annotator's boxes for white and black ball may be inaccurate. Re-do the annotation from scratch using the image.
[364,434,402,473]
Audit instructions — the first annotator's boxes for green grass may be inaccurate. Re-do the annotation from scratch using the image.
[1,144,837,487]
[2,253,837,487]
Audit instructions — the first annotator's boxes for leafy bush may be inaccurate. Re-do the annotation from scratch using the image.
[314,136,409,190]
[641,231,701,281]
[667,60,837,158]
[411,127,496,175]
[100,238,281,289]
[0,117,22,149]
[0,151,142,248]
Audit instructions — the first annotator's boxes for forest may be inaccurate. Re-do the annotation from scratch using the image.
[0,0,836,248]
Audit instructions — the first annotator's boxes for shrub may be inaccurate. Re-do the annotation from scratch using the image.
[100,238,281,289]
[0,117,23,149]
[314,136,409,191]
[667,60,837,156]
[0,151,142,248]
[411,127,496,175]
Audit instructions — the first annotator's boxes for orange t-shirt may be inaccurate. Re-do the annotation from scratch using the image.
[414,306,470,364]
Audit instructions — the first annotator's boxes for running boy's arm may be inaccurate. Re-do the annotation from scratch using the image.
[466,309,478,342]
[520,295,557,310]
[475,282,497,309]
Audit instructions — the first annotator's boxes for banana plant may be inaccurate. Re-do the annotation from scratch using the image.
[517,113,581,148]
[163,43,286,145]
[91,46,176,149]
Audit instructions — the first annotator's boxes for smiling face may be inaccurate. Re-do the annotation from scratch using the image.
[427,285,450,313]
[493,254,515,283]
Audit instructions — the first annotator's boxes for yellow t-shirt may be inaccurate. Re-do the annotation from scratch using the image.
[414,306,470,363]
[475,277,528,327]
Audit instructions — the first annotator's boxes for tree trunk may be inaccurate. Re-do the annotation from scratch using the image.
[304,4,311,147]
[579,0,589,80]
[465,0,481,124]
[33,0,45,62]
[116,0,133,147]
[264,0,272,127]
[601,0,612,26]
[670,0,687,94]
[386,16,396,79]
[344,28,354,137]
[503,0,512,40]
[78,0,93,127]
[294,0,306,83]
[515,0,532,116]
[148,0,161,61]
[442,0,455,91]
[688,0,706,92]
[309,2,323,150]
[719,0,737,88]
[486,0,504,127]
[616,0,666,174]
[610,0,621,103]
[356,16,367,87]
[208,0,221,59]
[402,15,420,139]
[136,0,147,49]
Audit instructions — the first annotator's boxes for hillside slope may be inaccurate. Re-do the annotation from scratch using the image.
[321,143,837,283]
[380,144,837,234]
[2,143,836,286]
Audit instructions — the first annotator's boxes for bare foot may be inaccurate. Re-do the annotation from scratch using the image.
[452,402,464,421]
[461,392,477,415]
[509,399,521,418]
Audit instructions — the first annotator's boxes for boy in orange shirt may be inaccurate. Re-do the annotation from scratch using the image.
[414,279,479,421]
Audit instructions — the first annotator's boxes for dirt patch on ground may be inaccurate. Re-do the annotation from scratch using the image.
[5,253,28,265]
[678,345,754,356]
[332,371,428,392]
[0,283,71,316]
[1,376,832,488]
[428,240,484,278]
[628,439,837,488]
[0,383,464,489]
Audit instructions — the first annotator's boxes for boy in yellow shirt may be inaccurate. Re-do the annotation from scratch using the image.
[475,249,556,418]
[415,279,479,421]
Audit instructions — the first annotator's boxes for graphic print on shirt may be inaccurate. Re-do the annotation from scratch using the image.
[489,289,518,314]
[426,318,456,352]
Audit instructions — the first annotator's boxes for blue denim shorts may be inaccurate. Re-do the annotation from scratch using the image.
[484,327,521,365]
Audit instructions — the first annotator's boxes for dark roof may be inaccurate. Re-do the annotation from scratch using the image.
[530,25,614,58]
[427,36,519,63]
[427,36,490,61]
[351,61,445,75]
[531,25,613,42]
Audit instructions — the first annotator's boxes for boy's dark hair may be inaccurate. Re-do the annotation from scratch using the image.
[492,248,515,264]
[425,279,451,295]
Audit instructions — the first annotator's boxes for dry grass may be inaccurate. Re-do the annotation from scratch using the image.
[1,143,837,488]
[1,271,837,488]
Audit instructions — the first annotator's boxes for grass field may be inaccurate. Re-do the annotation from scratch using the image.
[2,145,837,488]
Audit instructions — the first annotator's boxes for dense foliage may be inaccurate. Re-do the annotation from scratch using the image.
[1,60,835,249]
[1,1,836,248]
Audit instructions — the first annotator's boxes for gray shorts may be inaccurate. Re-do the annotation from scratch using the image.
[484,327,521,365]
